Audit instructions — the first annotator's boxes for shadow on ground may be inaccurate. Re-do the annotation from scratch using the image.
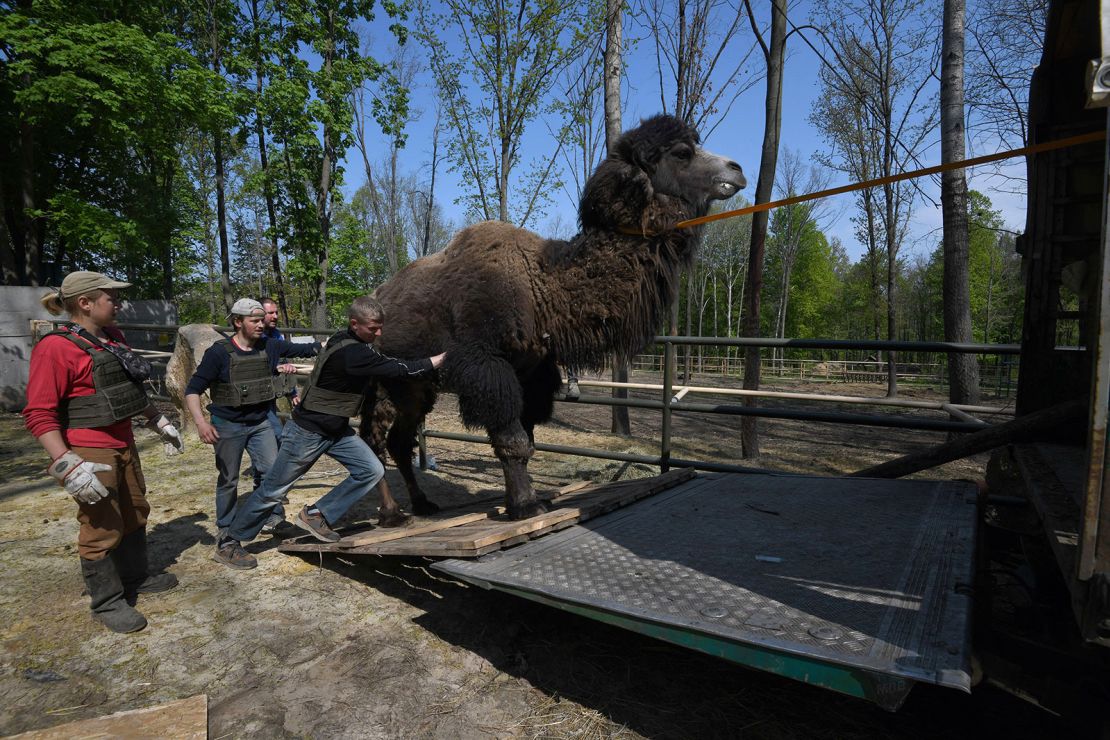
[287,552,1071,740]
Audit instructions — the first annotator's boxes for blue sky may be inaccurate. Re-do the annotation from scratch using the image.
[351,1,1028,263]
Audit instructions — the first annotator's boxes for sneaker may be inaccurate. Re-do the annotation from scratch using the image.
[213,542,257,570]
[260,514,284,534]
[295,506,341,543]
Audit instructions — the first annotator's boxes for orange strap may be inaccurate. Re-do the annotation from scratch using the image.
[673,129,1108,231]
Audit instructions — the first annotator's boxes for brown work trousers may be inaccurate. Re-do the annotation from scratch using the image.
[71,444,150,561]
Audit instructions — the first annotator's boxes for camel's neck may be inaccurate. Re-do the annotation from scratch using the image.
[538,227,701,371]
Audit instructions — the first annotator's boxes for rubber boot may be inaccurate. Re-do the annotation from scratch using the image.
[80,557,147,633]
[112,529,178,604]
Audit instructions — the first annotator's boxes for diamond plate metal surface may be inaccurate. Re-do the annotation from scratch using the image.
[436,473,977,690]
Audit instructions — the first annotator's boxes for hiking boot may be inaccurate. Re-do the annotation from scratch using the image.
[80,557,147,634]
[295,506,340,543]
[112,528,178,604]
[213,541,257,570]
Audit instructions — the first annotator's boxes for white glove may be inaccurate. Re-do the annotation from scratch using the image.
[153,414,185,456]
[48,451,112,504]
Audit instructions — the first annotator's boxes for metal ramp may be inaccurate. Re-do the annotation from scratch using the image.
[434,472,978,710]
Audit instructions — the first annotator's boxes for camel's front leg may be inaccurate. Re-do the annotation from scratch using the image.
[490,420,547,520]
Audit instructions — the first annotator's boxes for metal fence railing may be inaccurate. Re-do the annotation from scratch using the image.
[67,323,1020,476]
[421,335,1021,475]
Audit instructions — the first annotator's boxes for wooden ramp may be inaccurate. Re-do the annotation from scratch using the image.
[10,694,207,739]
[278,468,696,558]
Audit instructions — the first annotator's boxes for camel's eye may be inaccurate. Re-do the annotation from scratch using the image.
[671,144,693,161]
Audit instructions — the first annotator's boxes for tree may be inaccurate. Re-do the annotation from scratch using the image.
[764,149,832,366]
[245,0,290,322]
[277,0,407,328]
[352,43,418,277]
[642,0,760,136]
[0,1,213,292]
[941,0,979,406]
[417,0,593,227]
[811,0,936,397]
[966,0,1048,177]
[739,0,786,459]
[643,0,760,386]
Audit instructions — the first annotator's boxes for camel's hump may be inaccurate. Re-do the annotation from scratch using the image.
[443,221,546,259]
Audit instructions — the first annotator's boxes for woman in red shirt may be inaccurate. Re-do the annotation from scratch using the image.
[25,271,185,633]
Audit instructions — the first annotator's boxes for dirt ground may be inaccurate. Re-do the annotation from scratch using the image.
[0,377,1072,738]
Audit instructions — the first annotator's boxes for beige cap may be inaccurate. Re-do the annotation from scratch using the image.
[226,298,265,320]
[58,271,131,299]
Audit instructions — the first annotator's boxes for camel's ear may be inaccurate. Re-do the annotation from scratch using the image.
[579,158,654,230]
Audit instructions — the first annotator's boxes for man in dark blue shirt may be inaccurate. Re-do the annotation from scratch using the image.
[221,296,445,568]
[184,299,320,569]
[260,297,299,440]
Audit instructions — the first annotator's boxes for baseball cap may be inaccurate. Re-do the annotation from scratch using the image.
[58,271,131,299]
[226,298,265,320]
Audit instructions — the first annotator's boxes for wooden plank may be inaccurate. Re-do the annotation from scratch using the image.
[12,694,207,740]
[414,471,698,551]
[278,469,698,557]
[336,511,499,549]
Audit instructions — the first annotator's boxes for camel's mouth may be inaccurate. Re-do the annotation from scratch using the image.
[713,178,744,199]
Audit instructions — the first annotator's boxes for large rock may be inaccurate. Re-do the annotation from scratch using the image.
[165,324,224,436]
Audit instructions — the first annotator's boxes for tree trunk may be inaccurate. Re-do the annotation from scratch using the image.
[741,0,787,459]
[941,0,980,405]
[421,111,441,258]
[210,13,232,313]
[312,8,336,330]
[214,131,233,313]
[18,93,39,285]
[0,166,19,285]
[605,0,630,436]
[251,0,290,324]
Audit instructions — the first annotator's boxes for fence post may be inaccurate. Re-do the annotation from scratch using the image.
[661,339,674,472]
[417,422,428,470]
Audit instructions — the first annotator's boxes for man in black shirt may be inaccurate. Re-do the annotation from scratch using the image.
[222,296,445,567]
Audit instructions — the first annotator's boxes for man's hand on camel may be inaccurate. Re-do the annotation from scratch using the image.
[430,352,447,369]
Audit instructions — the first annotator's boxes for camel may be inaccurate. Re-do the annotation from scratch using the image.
[364,114,745,520]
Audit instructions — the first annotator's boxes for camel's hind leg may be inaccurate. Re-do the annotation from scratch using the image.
[385,409,439,515]
[361,380,439,517]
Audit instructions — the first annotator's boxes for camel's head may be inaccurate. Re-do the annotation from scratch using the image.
[579,114,745,231]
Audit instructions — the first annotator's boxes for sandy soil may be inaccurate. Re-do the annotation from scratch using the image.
[0,377,1069,739]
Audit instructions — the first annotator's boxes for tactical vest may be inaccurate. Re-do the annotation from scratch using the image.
[49,330,149,428]
[300,331,365,417]
[207,339,283,407]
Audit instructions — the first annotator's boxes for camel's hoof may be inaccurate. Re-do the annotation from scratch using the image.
[377,507,413,528]
[507,500,549,520]
[411,499,441,516]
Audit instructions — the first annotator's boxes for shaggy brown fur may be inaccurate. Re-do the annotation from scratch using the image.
[364,114,745,519]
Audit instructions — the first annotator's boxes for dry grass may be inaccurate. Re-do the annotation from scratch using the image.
[0,381,1066,739]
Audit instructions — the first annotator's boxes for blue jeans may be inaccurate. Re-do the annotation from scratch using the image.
[212,416,281,539]
[266,406,284,446]
[228,420,385,542]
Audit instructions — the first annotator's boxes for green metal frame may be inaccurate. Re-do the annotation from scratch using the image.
[458,577,916,711]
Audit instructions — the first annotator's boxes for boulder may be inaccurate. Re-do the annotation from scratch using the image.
[165,324,225,436]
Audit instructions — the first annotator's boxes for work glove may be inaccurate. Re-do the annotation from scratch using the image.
[48,451,112,505]
[152,414,185,456]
